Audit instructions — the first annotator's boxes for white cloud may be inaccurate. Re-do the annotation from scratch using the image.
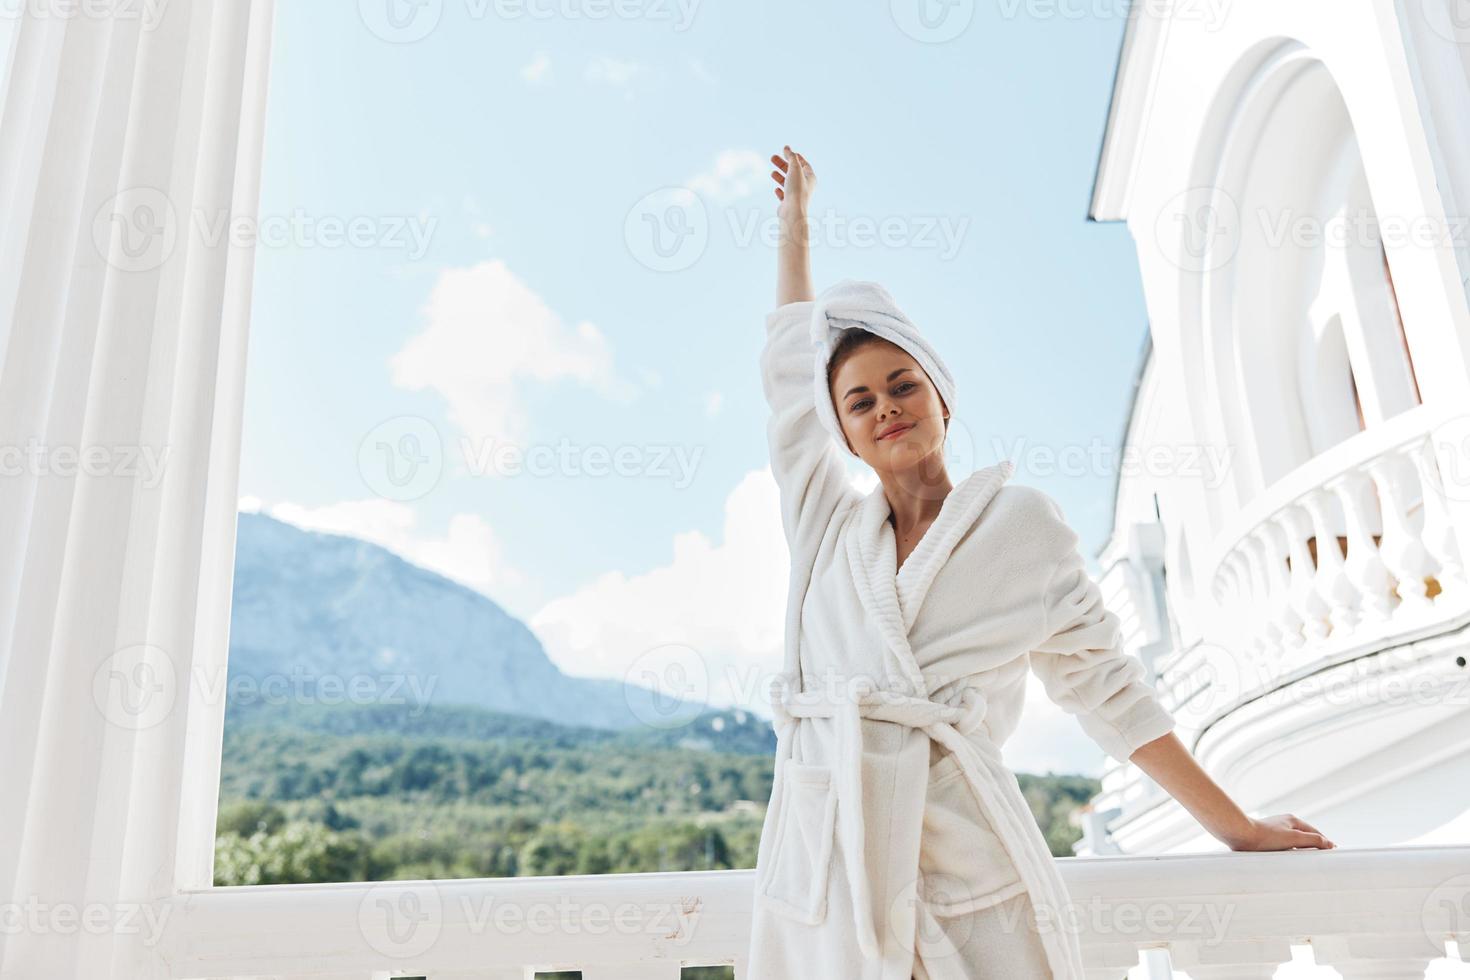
[704,390,723,416]
[249,497,524,599]
[521,51,552,83]
[529,467,792,713]
[388,259,631,447]
[686,149,769,205]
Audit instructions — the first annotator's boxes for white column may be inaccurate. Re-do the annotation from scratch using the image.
[0,1,274,978]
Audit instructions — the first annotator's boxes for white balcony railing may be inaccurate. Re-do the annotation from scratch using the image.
[1207,404,1470,685]
[1090,409,1470,853]
[145,845,1470,979]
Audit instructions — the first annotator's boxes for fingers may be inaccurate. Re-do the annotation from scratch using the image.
[772,145,810,202]
[1286,815,1335,847]
[771,146,810,173]
[1290,829,1332,849]
[791,148,814,179]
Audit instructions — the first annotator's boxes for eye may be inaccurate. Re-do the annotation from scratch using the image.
[894,381,917,394]
[849,397,873,412]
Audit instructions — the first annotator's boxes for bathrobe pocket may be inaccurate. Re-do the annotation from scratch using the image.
[757,760,838,924]
[917,752,1027,917]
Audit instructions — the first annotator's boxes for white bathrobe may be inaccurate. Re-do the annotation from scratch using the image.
[746,299,1178,980]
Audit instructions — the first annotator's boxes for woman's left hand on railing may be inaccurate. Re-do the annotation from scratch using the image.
[1224,813,1336,851]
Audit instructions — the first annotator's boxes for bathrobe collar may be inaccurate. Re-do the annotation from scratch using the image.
[845,458,1016,696]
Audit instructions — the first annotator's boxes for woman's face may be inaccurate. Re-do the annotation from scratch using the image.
[829,339,949,472]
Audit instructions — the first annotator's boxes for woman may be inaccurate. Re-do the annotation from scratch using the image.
[745,146,1335,980]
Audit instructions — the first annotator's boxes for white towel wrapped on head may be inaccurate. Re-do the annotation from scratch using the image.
[808,279,958,456]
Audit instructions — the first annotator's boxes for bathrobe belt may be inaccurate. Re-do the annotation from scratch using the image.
[768,674,1088,978]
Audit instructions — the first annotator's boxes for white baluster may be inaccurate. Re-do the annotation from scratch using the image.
[1138,946,1176,979]
[1311,916,1444,977]
[1302,487,1360,637]
[1409,436,1465,596]
[1279,504,1331,646]
[1230,548,1267,666]
[1169,937,1292,980]
[1242,535,1282,664]
[1211,555,1233,608]
[1214,553,1249,656]
[1257,520,1304,658]
[1328,469,1396,622]
[1368,450,1434,612]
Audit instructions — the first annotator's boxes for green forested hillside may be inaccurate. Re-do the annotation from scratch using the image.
[214,701,1100,888]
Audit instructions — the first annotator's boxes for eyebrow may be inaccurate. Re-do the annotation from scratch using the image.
[844,368,914,400]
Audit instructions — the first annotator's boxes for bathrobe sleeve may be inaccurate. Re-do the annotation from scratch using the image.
[760,300,862,553]
[1029,495,1177,764]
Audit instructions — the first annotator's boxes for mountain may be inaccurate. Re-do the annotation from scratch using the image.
[222,697,777,756]
[228,512,756,741]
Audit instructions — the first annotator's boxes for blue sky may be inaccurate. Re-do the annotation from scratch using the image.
[3,2,1157,775]
[234,0,1156,775]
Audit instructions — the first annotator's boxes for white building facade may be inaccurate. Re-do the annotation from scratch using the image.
[1082,0,1470,865]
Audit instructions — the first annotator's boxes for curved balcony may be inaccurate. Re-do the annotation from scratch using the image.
[1207,403,1469,683]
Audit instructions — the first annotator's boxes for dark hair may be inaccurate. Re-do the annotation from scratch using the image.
[825,327,950,437]
[825,327,888,393]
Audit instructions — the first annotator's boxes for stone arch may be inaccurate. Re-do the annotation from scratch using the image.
[1174,40,1413,515]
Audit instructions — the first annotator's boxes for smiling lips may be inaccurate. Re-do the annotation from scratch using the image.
[877,422,915,441]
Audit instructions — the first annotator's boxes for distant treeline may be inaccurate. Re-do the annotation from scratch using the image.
[214,701,1099,888]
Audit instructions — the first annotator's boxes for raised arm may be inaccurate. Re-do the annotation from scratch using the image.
[771,146,814,306]
[761,146,860,553]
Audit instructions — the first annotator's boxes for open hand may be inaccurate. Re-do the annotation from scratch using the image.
[770,145,816,218]
[1226,814,1335,851]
